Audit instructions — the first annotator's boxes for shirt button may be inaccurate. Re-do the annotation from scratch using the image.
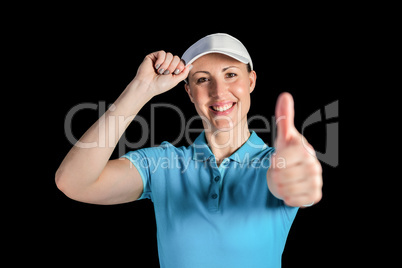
[214,176,220,182]
[211,193,218,199]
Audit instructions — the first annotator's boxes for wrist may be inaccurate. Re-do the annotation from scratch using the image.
[126,78,155,101]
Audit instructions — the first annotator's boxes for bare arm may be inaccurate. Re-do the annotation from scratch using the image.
[55,51,191,204]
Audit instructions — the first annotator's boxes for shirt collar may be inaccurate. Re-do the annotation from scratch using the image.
[192,131,270,163]
[192,131,214,161]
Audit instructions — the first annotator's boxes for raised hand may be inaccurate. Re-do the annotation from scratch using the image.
[267,93,323,207]
[132,50,192,97]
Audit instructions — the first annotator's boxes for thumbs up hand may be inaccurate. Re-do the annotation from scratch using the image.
[267,93,323,207]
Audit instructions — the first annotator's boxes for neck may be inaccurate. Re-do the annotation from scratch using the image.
[204,124,251,164]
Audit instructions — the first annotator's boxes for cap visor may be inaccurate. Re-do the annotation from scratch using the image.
[184,50,250,67]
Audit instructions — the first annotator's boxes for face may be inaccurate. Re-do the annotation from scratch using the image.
[185,53,256,133]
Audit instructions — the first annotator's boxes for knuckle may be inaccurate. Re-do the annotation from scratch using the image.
[315,163,323,175]
[307,182,322,198]
[304,152,316,164]
[302,147,311,157]
[312,190,322,202]
[317,176,323,189]
[160,53,173,67]
[168,56,180,70]
[308,160,322,176]
[178,61,185,70]
[310,178,319,189]
[309,174,322,190]
[157,50,166,58]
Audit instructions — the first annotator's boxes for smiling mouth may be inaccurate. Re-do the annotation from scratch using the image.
[209,102,236,113]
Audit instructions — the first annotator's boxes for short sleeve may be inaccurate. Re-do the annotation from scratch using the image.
[120,142,175,201]
[121,149,152,200]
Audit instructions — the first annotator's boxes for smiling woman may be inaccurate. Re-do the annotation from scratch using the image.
[56,33,323,268]
[184,53,257,157]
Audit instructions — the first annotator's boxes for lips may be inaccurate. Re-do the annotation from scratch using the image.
[209,101,237,115]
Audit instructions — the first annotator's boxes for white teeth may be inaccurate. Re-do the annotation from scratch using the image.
[212,103,234,112]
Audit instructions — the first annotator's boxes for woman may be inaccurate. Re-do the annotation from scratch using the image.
[56,33,322,267]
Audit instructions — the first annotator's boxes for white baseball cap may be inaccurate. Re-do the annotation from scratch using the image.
[181,33,253,70]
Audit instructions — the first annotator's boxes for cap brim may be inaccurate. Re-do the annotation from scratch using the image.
[183,50,250,68]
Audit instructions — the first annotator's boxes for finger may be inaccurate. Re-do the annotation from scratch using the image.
[282,171,322,205]
[281,180,308,198]
[152,50,166,71]
[284,194,313,208]
[273,163,310,185]
[271,142,313,169]
[158,52,173,75]
[284,187,322,208]
[166,55,181,75]
[275,92,296,147]
[281,170,321,193]
[171,64,193,82]
[173,59,186,75]
[179,59,186,71]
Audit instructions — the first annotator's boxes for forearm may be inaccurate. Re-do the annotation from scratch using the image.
[56,79,152,191]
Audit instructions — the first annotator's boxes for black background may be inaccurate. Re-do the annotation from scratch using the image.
[18,7,362,267]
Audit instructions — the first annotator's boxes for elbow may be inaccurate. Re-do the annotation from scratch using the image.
[55,168,71,197]
[55,169,76,199]
[55,169,95,203]
[55,169,65,192]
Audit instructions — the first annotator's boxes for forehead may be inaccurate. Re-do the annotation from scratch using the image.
[191,53,245,70]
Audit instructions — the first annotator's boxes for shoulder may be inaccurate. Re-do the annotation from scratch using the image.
[243,143,275,169]
[244,131,275,160]
[252,143,275,160]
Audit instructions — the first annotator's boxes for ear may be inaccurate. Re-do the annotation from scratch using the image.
[249,70,257,93]
[184,83,194,103]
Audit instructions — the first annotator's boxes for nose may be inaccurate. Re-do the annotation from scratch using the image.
[209,78,228,98]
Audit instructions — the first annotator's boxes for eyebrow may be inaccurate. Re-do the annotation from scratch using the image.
[192,66,240,76]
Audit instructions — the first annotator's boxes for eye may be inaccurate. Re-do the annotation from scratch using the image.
[196,77,209,84]
[226,73,237,78]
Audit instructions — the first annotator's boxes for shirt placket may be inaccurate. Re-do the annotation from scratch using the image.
[207,157,230,213]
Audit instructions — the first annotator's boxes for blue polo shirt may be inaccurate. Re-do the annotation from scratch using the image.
[122,131,298,268]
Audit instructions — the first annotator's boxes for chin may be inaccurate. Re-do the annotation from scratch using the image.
[211,121,236,132]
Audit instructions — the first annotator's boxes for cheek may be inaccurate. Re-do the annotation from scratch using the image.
[240,94,251,116]
[192,90,207,104]
[232,77,251,94]
[233,81,251,103]
[190,89,209,112]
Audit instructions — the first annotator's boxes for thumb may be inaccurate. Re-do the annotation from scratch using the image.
[275,92,296,147]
